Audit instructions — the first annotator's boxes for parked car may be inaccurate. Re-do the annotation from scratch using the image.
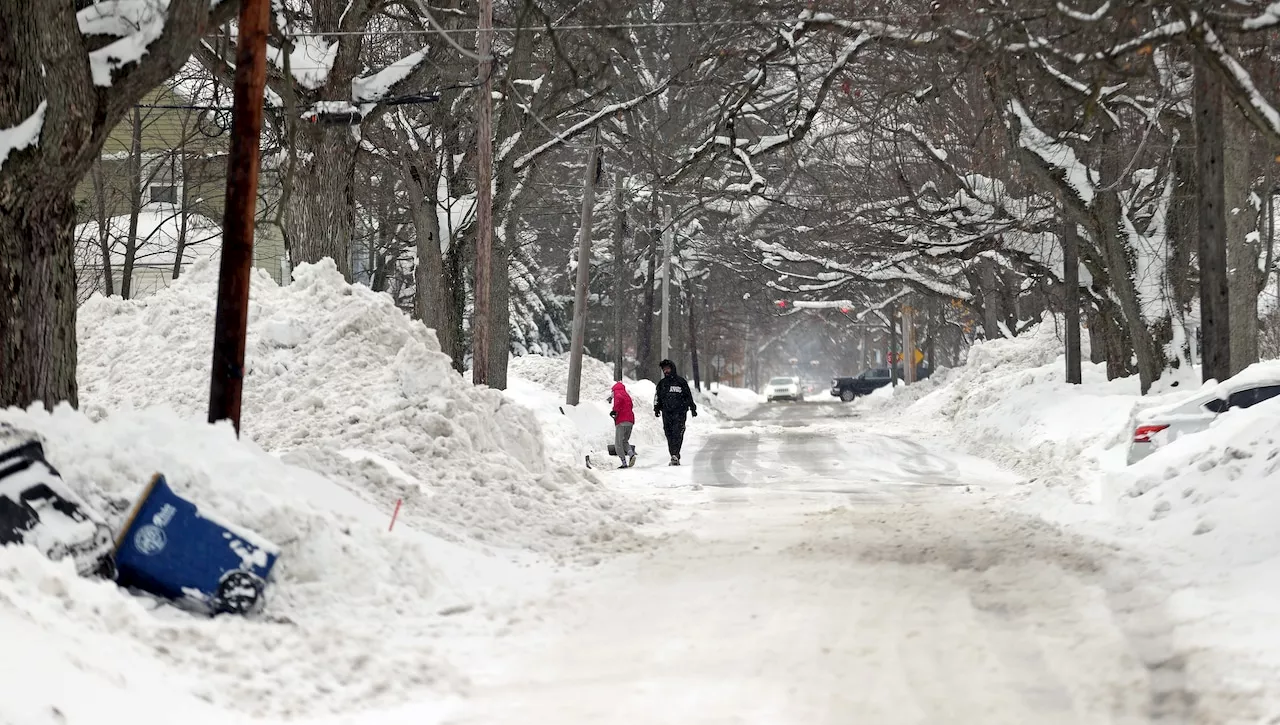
[830,366,931,402]
[765,376,804,402]
[1127,371,1280,465]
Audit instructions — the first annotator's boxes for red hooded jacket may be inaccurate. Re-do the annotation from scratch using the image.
[610,382,635,424]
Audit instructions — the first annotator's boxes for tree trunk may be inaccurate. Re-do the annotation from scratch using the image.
[978,262,1001,339]
[1063,217,1082,384]
[444,240,467,370]
[286,129,357,280]
[687,284,701,391]
[91,161,115,296]
[441,146,468,371]
[1196,57,1232,384]
[1094,128,1163,392]
[403,157,453,352]
[486,191,515,390]
[926,299,938,372]
[1224,99,1258,374]
[174,149,193,280]
[122,106,143,300]
[637,220,658,381]
[612,171,626,382]
[0,192,79,409]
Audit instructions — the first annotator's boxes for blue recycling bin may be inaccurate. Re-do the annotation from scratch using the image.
[114,474,279,616]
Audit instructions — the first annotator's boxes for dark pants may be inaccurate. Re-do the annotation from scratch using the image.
[661,410,687,457]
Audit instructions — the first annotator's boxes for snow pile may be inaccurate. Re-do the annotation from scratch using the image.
[698,384,763,420]
[901,322,1154,491]
[76,259,655,553]
[504,354,665,466]
[0,404,521,722]
[1105,396,1280,706]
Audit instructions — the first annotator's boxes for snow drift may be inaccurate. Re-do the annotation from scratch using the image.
[0,405,497,722]
[0,257,673,721]
[76,259,656,552]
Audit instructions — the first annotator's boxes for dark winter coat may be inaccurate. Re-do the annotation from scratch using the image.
[654,365,697,416]
[610,382,636,424]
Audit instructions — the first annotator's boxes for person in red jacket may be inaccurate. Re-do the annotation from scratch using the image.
[609,381,637,468]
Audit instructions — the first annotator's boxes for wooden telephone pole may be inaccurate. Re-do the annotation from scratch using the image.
[612,170,626,382]
[902,303,916,384]
[472,0,495,386]
[566,129,602,405]
[1195,55,1231,383]
[208,0,270,434]
[1062,215,1082,384]
[660,206,672,361]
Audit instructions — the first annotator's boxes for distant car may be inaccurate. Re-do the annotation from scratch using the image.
[765,376,804,402]
[830,368,892,402]
[1127,373,1280,465]
[830,366,931,401]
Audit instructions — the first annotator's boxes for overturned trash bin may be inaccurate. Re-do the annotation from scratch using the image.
[0,430,116,578]
[115,474,279,616]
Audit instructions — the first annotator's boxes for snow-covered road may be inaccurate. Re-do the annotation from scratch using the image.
[443,402,1198,724]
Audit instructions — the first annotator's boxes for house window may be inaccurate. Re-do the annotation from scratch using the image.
[150,185,177,204]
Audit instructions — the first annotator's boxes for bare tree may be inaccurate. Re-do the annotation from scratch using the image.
[0,0,235,409]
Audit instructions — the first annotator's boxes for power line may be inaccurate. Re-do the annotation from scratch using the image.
[205,12,1028,39]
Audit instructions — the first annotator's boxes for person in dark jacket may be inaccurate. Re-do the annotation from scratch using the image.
[653,359,697,466]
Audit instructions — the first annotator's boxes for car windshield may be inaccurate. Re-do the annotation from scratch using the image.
[769,378,793,385]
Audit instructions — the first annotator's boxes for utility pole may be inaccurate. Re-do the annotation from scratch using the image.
[889,309,901,386]
[566,128,601,406]
[612,170,625,382]
[208,0,270,435]
[660,206,673,362]
[471,0,495,386]
[902,303,916,384]
[1195,55,1231,383]
[1063,215,1082,384]
[687,284,701,390]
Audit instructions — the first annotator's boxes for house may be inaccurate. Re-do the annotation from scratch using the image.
[74,84,288,300]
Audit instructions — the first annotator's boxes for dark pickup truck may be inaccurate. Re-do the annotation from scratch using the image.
[830,366,931,402]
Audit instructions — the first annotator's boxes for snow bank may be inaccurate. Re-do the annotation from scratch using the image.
[698,384,763,420]
[901,322,1158,492]
[0,258,675,721]
[1105,396,1280,707]
[0,405,508,721]
[876,318,1280,710]
[76,259,655,553]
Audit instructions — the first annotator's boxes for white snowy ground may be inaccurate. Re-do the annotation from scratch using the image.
[431,400,1214,724]
[4,259,1279,725]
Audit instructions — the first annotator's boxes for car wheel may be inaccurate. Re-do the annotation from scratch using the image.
[840,390,855,402]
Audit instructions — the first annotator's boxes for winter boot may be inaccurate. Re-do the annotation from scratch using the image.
[628,451,637,467]
[669,455,680,466]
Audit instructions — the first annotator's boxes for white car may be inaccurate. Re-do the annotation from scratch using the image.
[1127,372,1280,465]
[765,376,804,402]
